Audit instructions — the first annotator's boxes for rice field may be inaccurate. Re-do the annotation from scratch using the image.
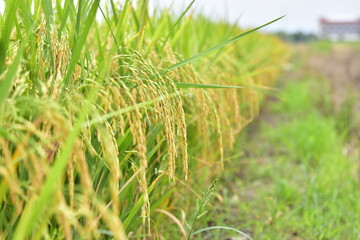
[0,0,288,239]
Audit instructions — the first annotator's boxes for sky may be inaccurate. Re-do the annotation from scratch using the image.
[0,0,359,34]
[150,0,360,34]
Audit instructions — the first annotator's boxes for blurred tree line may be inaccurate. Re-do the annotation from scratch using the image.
[275,31,318,43]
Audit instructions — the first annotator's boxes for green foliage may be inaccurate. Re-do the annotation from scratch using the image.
[207,78,360,239]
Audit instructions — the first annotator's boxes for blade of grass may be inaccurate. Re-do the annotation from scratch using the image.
[160,0,196,50]
[207,16,244,69]
[58,0,72,38]
[0,0,19,73]
[0,43,24,105]
[60,0,100,98]
[191,226,254,240]
[109,0,119,24]
[147,17,284,90]
[123,172,166,231]
[99,5,118,46]
[155,16,285,77]
[74,0,84,41]
[42,0,54,21]
[137,0,148,49]
[42,0,55,70]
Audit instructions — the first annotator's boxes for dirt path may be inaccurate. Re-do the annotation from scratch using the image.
[308,45,360,113]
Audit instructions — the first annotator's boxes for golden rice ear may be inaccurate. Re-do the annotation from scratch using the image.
[109,51,190,181]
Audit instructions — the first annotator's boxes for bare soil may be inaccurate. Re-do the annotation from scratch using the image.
[308,45,360,113]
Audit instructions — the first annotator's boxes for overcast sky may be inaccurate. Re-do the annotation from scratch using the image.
[150,0,360,33]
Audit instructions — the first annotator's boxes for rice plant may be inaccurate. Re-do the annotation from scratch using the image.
[0,0,288,239]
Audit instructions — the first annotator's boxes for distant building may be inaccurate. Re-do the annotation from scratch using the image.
[320,15,360,41]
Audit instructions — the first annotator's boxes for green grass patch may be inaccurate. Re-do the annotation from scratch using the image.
[205,78,360,239]
[309,40,333,54]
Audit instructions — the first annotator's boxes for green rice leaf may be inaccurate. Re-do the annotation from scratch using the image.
[156,16,285,77]
[60,0,100,97]
[0,0,19,73]
[0,44,24,105]
[160,0,196,50]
